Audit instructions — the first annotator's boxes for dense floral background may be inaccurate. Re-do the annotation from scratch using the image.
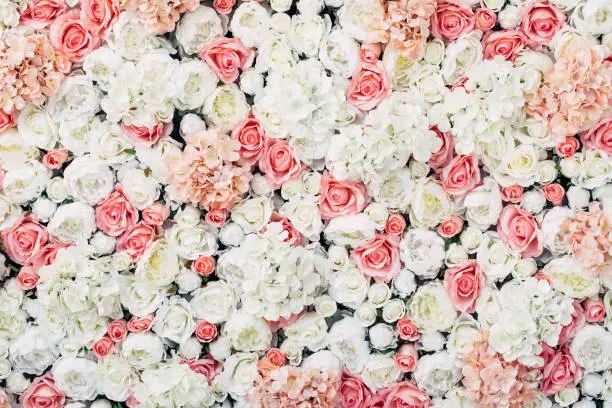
[0,0,611,407]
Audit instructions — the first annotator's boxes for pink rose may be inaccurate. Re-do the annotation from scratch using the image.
[497,205,544,258]
[231,117,268,167]
[319,171,369,220]
[1,215,48,265]
[580,116,612,155]
[540,345,581,396]
[127,315,153,333]
[16,266,39,290]
[396,318,419,342]
[107,319,128,342]
[191,255,216,276]
[20,374,65,408]
[520,0,565,46]
[270,212,304,247]
[383,382,432,408]
[365,394,386,408]
[42,149,69,170]
[31,242,70,271]
[346,61,391,111]
[360,43,382,64]
[338,371,372,408]
[0,108,16,132]
[543,183,565,206]
[501,185,524,203]
[258,139,303,189]
[80,0,119,36]
[441,154,481,198]
[444,259,484,313]
[195,321,218,342]
[198,37,255,84]
[121,120,172,148]
[351,234,401,283]
[475,8,496,31]
[181,356,222,384]
[558,301,585,345]
[431,0,475,41]
[483,30,527,62]
[438,216,464,238]
[428,127,454,170]
[583,297,606,323]
[266,349,286,367]
[141,202,170,226]
[205,208,228,228]
[20,0,66,29]
[49,10,100,63]
[556,136,580,158]
[385,214,406,235]
[95,186,138,237]
[116,222,157,260]
[395,344,418,373]
[213,0,236,15]
[92,336,114,359]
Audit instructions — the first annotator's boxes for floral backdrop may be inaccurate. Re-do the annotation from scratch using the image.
[0,0,611,407]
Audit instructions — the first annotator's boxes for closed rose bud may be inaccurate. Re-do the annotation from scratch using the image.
[385,214,406,235]
[543,183,565,206]
[92,336,114,359]
[395,344,418,372]
[501,185,524,203]
[107,319,128,342]
[438,216,464,238]
[583,297,605,323]
[556,137,580,158]
[195,321,218,343]
[191,255,215,277]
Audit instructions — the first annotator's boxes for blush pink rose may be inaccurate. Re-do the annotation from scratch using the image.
[231,117,268,166]
[360,43,382,64]
[270,212,304,247]
[338,371,372,408]
[351,234,401,283]
[438,215,464,238]
[1,215,48,265]
[195,321,218,343]
[520,0,565,46]
[121,120,172,148]
[31,242,70,271]
[580,116,612,155]
[497,205,544,258]
[583,297,606,323]
[266,349,286,367]
[396,318,419,341]
[365,394,386,408]
[213,0,235,14]
[20,0,66,29]
[205,208,228,228]
[92,336,114,359]
[383,382,432,408]
[95,186,138,237]
[556,136,580,158]
[319,171,369,220]
[0,109,16,132]
[540,345,581,396]
[431,0,475,41]
[558,301,585,345]
[346,61,391,111]
[441,154,481,198]
[181,356,222,384]
[107,319,128,342]
[543,183,565,206]
[475,8,496,31]
[395,344,418,373]
[198,37,255,84]
[258,139,303,189]
[42,149,69,170]
[428,127,454,170]
[444,259,484,313]
[49,10,100,63]
[16,266,39,290]
[116,222,157,260]
[127,314,154,333]
[20,374,65,408]
[141,202,170,226]
[191,255,215,276]
[501,184,524,203]
[483,30,527,62]
[80,0,119,36]
[385,214,406,235]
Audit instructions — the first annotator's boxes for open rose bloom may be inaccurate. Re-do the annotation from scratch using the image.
[0,0,612,406]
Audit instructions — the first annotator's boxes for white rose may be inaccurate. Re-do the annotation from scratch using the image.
[176,6,224,55]
[46,177,69,203]
[280,197,323,240]
[364,203,390,230]
[324,214,376,248]
[543,257,600,299]
[17,104,56,149]
[445,243,469,267]
[52,357,98,400]
[175,205,201,226]
[337,0,386,43]
[327,317,370,372]
[554,387,579,407]
[118,166,160,210]
[47,202,96,243]
[270,0,292,12]
[575,150,611,189]
[424,39,445,65]
[223,311,271,352]
[361,354,401,390]
[476,233,519,282]
[63,156,114,205]
[314,295,337,318]
[408,282,458,332]
[369,323,397,350]
[3,161,50,205]
[179,114,207,138]
[288,14,329,57]
[121,333,164,370]
[219,222,245,247]
[90,121,133,165]
[231,196,272,233]
[328,245,349,270]
[119,276,165,316]
[97,356,137,401]
[285,312,327,351]
[319,29,360,78]
[572,0,612,36]
[537,160,558,184]
[209,336,232,361]
[203,84,249,132]
[0,196,21,231]
[32,198,56,222]
[570,325,612,372]
[581,373,604,397]
[329,267,369,307]
[513,258,538,279]
[230,2,270,48]
[400,228,445,279]
[175,59,218,110]
[542,206,573,255]
[279,338,303,365]
[218,352,259,398]
[567,186,590,210]
[167,223,217,260]
[382,299,406,323]
[499,5,521,28]
[573,401,596,408]
[239,69,264,96]
[442,32,483,85]
[83,47,124,91]
[47,75,100,123]
[463,177,503,230]
[410,180,452,228]
[354,302,377,327]
[367,282,391,308]
[255,34,297,73]
[9,327,59,375]
[152,296,196,345]
[447,314,481,358]
[418,330,446,352]
[0,129,40,170]
[460,226,483,254]
[90,232,116,256]
[414,351,462,397]
[367,169,415,213]
[58,114,98,155]
[135,239,181,288]
[392,269,417,298]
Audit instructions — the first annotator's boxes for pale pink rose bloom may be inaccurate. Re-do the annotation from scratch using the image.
[80,0,120,36]
[338,370,372,408]
[116,222,157,260]
[20,374,65,408]
[16,266,40,290]
[580,116,612,155]
[1,215,49,265]
[482,30,528,62]
[319,171,368,220]
[474,8,496,31]
[583,297,606,323]
[258,139,303,189]
[49,10,100,63]
[351,234,401,283]
[441,154,481,198]
[555,136,580,158]
[438,216,464,238]
[430,0,475,41]
[199,37,255,84]
[92,336,114,358]
[360,43,382,63]
[396,318,419,341]
[385,214,406,235]
[0,108,16,132]
[141,201,170,226]
[497,205,543,258]
[121,120,172,148]
[231,116,268,167]
[501,185,524,203]
[395,344,418,373]
[542,183,565,206]
[42,148,69,170]
[382,381,431,408]
[127,314,154,333]
[346,61,391,111]
[444,259,484,313]
[213,0,236,15]
[181,356,222,385]
[20,0,66,29]
[519,0,565,46]
[107,319,128,342]
[95,186,138,237]
[539,344,581,396]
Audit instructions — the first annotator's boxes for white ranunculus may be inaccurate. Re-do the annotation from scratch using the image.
[3,161,50,205]
[442,32,483,85]
[367,282,391,308]
[447,314,481,359]
[218,352,259,398]
[52,357,98,401]
[135,239,181,288]
[119,276,166,317]
[223,311,271,352]
[176,5,225,55]
[400,228,445,279]
[203,84,250,133]
[476,233,519,282]
[121,333,164,370]
[89,121,133,165]
[63,156,114,206]
[47,202,96,243]
[280,197,323,240]
[329,267,369,307]
[369,323,397,350]
[392,269,417,298]
[179,337,203,361]
[167,223,217,260]
[152,296,196,345]
[361,354,401,390]
[413,351,462,397]
[231,196,272,233]
[464,178,503,230]
[408,282,458,332]
[555,387,579,407]
[118,166,160,210]
[382,299,406,323]
[314,295,337,318]
[175,59,219,110]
